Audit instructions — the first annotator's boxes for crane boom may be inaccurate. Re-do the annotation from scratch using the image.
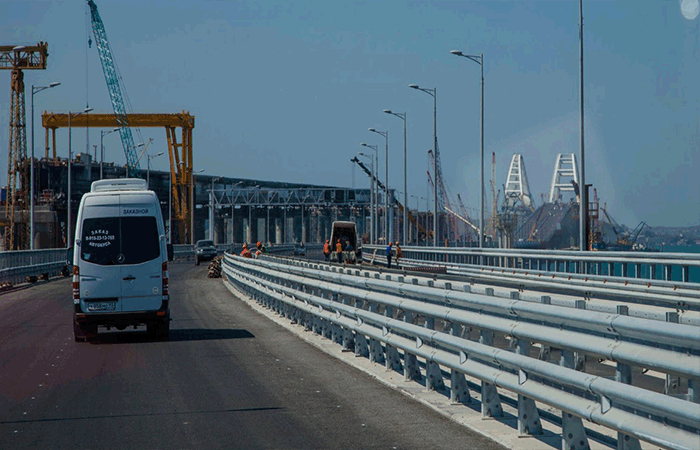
[86,0,141,176]
[351,157,428,236]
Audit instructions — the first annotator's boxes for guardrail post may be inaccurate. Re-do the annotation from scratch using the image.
[664,312,682,397]
[516,339,542,436]
[368,302,385,364]
[561,349,590,450]
[403,311,420,381]
[341,295,354,351]
[615,363,642,450]
[480,330,503,418]
[354,298,369,358]
[538,296,552,361]
[634,263,641,279]
[450,322,470,404]
[664,264,672,281]
[682,265,689,283]
[574,300,587,371]
[424,317,445,392]
[385,306,402,371]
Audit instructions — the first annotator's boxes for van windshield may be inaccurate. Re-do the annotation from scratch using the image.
[81,216,160,265]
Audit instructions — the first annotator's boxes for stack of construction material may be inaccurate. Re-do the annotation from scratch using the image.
[207,256,223,278]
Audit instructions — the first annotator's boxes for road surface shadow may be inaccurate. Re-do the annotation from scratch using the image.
[90,328,255,344]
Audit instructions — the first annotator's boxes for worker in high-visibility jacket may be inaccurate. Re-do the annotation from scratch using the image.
[323,239,331,262]
[336,239,343,264]
[240,243,252,258]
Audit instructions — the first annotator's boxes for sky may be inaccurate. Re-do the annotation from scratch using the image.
[1,0,698,228]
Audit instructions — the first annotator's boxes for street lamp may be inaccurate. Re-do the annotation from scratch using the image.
[230,181,243,246]
[191,168,204,244]
[409,83,438,246]
[100,128,119,180]
[67,107,93,247]
[450,49,484,251]
[369,128,389,244]
[360,142,378,244]
[383,109,407,245]
[146,151,164,187]
[209,176,220,242]
[30,81,60,249]
[357,152,374,245]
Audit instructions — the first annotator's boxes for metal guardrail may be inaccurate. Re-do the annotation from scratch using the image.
[173,243,324,259]
[222,253,700,450]
[363,244,700,283]
[0,248,68,286]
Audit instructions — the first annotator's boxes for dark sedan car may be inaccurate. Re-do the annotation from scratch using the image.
[195,240,217,265]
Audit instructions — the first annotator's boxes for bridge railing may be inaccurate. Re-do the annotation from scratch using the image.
[363,244,700,283]
[222,253,700,450]
[0,248,68,286]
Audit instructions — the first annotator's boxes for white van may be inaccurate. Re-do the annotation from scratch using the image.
[70,179,172,341]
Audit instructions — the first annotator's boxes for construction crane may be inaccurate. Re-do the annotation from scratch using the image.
[456,194,477,241]
[350,156,429,240]
[428,149,458,242]
[43,112,195,244]
[86,0,141,177]
[0,42,49,250]
[488,151,498,238]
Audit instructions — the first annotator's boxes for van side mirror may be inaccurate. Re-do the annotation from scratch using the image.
[66,246,74,266]
[167,244,174,261]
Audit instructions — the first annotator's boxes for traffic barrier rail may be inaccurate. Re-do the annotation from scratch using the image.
[0,248,68,286]
[364,245,700,312]
[222,253,700,450]
[363,244,700,283]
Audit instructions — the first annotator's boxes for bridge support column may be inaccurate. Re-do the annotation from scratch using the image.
[480,330,503,418]
[275,218,282,244]
[516,339,542,436]
[450,322,470,404]
[402,311,421,381]
[561,350,590,450]
[424,317,444,392]
[384,306,402,371]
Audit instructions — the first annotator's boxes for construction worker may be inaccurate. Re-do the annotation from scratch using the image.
[323,239,331,262]
[395,242,402,268]
[386,241,393,268]
[240,243,252,258]
[336,239,343,264]
[255,241,267,258]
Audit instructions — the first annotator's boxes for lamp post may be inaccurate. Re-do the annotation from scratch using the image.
[209,176,220,242]
[67,107,93,247]
[357,152,374,244]
[191,168,204,244]
[30,81,60,249]
[411,194,426,246]
[450,50,484,251]
[229,181,243,246]
[360,142,378,243]
[248,185,260,244]
[100,128,119,180]
[383,110,407,245]
[409,84,438,246]
[368,128,389,243]
[146,151,164,188]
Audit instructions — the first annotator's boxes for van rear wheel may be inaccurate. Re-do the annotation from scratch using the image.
[149,320,170,341]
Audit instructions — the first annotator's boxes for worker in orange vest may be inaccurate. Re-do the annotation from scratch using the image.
[240,243,252,258]
[336,239,343,264]
[323,239,331,262]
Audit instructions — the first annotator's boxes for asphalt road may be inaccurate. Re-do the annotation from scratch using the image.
[0,263,504,450]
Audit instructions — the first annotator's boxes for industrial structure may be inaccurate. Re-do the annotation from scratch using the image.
[0,42,49,250]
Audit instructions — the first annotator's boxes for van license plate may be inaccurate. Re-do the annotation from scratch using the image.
[87,302,116,312]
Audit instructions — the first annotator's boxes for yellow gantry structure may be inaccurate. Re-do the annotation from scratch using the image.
[42,112,195,244]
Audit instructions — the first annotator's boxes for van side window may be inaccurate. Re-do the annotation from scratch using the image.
[81,216,160,265]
